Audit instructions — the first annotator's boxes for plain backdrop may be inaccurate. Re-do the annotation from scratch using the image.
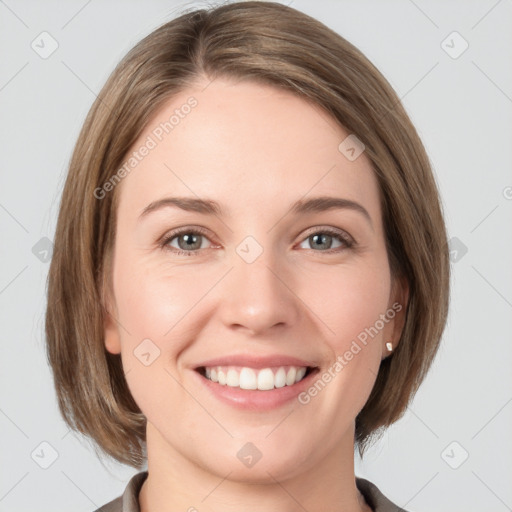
[1,1,511,511]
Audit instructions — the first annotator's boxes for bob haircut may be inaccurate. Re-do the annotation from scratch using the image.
[45,0,450,468]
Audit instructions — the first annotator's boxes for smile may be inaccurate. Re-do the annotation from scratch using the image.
[199,365,311,390]
[193,355,320,409]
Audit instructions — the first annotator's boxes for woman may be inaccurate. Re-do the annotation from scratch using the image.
[45,2,450,511]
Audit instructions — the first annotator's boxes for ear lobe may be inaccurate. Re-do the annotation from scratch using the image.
[382,276,409,359]
[102,289,122,355]
[104,308,122,354]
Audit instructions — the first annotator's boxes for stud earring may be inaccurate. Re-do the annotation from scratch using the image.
[386,342,393,352]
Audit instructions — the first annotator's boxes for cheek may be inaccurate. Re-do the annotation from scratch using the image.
[302,259,392,348]
[112,261,199,419]
[295,265,390,419]
[114,256,210,342]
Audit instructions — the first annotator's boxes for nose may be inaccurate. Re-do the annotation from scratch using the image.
[218,248,301,336]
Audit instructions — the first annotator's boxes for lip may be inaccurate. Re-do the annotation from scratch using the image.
[193,354,318,370]
[191,356,320,411]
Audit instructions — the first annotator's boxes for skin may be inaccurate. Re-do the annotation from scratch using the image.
[104,77,408,512]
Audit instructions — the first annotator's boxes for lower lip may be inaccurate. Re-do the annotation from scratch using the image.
[193,369,318,410]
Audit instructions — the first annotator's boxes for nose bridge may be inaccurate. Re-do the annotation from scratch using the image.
[219,238,300,334]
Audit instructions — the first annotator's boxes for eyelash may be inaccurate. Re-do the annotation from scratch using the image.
[158,226,355,257]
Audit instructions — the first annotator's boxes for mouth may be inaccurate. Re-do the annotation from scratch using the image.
[192,354,321,409]
[195,365,318,391]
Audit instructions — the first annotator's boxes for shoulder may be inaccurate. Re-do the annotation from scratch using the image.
[91,471,148,512]
[93,496,122,512]
[356,477,412,512]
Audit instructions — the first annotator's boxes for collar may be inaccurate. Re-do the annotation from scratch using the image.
[101,470,408,512]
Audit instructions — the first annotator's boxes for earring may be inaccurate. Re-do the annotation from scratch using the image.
[386,342,393,352]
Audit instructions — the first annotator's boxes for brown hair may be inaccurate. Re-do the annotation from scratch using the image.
[45,0,450,468]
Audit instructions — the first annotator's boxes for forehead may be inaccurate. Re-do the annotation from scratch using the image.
[115,78,380,223]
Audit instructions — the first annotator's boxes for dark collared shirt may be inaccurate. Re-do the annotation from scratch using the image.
[95,471,410,512]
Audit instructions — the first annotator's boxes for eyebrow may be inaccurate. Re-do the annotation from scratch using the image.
[138,195,373,228]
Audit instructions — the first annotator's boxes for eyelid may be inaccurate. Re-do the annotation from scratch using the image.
[298,225,355,247]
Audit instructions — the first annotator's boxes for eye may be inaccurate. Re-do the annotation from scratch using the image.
[160,227,213,256]
[159,226,355,256]
[297,228,354,252]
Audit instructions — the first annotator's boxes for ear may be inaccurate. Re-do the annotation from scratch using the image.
[102,287,122,355]
[381,275,409,360]
[104,312,122,354]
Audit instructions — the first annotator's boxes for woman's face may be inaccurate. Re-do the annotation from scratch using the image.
[104,77,406,481]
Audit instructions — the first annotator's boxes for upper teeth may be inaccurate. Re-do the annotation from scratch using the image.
[204,366,308,390]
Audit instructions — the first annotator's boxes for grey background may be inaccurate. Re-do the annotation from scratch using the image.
[1,1,511,511]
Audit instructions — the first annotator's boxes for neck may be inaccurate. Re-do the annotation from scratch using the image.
[138,422,371,512]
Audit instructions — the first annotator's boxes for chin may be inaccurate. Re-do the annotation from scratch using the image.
[196,438,315,485]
